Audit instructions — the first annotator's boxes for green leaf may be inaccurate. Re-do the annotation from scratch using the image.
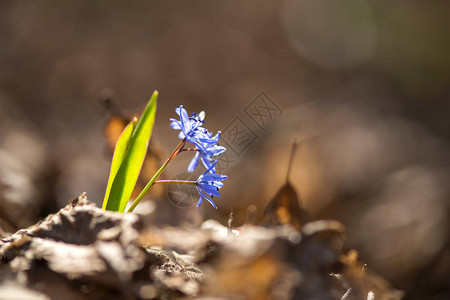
[102,117,137,209]
[104,90,158,212]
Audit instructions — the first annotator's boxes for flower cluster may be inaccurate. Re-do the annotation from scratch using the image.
[170,105,227,208]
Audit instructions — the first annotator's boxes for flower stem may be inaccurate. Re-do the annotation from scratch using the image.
[127,139,185,212]
[154,180,196,185]
[180,148,200,152]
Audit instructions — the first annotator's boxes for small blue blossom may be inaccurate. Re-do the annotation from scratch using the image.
[196,162,228,209]
[187,131,226,173]
[171,105,227,174]
[170,105,205,146]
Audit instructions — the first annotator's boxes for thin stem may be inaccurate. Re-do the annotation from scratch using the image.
[286,140,299,183]
[127,139,185,212]
[154,180,196,185]
[180,148,200,152]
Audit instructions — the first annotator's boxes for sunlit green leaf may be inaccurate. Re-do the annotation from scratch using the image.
[104,90,158,212]
[102,117,137,209]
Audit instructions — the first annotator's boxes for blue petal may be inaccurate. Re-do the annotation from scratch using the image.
[188,152,200,173]
[208,145,226,155]
[211,181,224,188]
[198,137,215,144]
[199,184,221,197]
[196,195,203,207]
[198,131,220,144]
[199,191,217,209]
[200,156,214,172]
[170,121,181,130]
[200,173,228,182]
[179,106,190,133]
[175,106,186,133]
[174,106,183,116]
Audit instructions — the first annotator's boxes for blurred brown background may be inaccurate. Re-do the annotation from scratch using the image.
[0,1,448,299]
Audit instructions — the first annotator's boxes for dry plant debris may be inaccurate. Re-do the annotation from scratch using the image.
[0,194,403,300]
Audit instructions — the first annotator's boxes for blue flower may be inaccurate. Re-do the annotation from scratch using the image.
[170,105,205,146]
[196,162,228,209]
[171,105,227,174]
[187,131,226,173]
